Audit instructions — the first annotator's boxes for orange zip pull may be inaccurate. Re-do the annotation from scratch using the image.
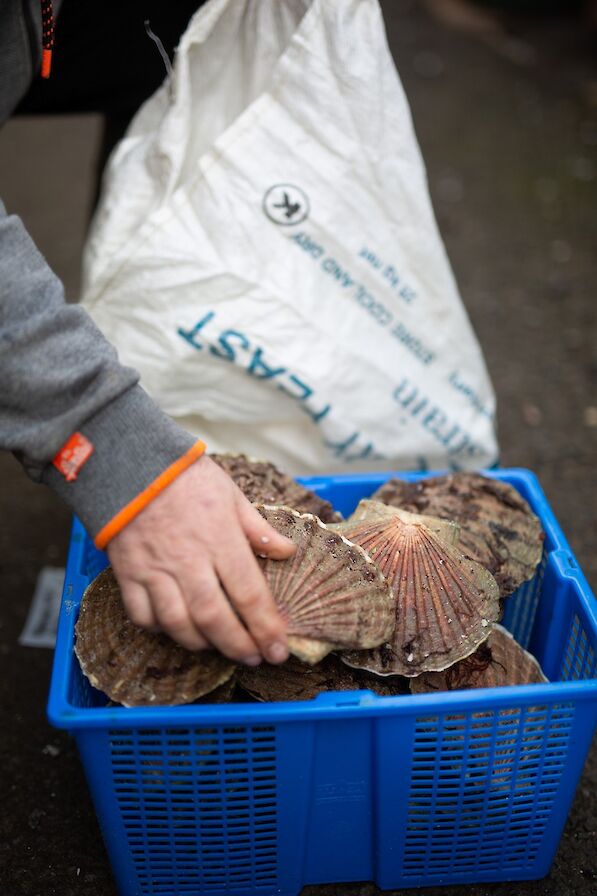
[41,48,53,79]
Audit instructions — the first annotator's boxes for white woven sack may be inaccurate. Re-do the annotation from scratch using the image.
[82,0,498,474]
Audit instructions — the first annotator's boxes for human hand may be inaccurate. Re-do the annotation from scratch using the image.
[106,454,296,665]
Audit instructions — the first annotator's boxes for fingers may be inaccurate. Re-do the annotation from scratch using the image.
[106,459,299,665]
[118,567,264,664]
[235,493,297,560]
[183,566,263,665]
[143,574,209,652]
[216,530,289,664]
[119,580,158,630]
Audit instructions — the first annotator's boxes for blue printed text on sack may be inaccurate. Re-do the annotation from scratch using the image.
[177,311,331,424]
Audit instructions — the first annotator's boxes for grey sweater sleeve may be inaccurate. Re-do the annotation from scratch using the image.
[0,200,198,540]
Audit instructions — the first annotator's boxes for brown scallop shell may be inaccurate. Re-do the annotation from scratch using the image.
[195,675,238,704]
[74,567,236,706]
[107,676,238,708]
[410,624,548,693]
[210,452,342,522]
[337,503,501,677]
[237,654,408,702]
[372,473,544,598]
[256,505,395,663]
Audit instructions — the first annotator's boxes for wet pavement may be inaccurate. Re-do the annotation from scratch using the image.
[0,1,595,894]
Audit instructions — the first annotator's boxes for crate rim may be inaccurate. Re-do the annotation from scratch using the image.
[47,467,597,731]
[49,678,597,730]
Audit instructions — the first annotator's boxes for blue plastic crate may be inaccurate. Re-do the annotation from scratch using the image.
[48,469,597,895]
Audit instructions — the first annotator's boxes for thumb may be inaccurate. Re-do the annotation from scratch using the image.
[235,495,297,559]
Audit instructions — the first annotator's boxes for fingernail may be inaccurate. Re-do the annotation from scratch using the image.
[268,642,289,664]
[244,654,262,667]
[260,536,270,544]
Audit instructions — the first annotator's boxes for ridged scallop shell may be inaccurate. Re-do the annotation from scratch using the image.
[256,505,395,663]
[372,473,544,598]
[74,567,236,706]
[344,499,460,546]
[410,624,548,693]
[238,654,408,702]
[337,503,501,677]
[210,452,342,522]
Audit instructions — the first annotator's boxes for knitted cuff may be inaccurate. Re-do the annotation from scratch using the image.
[42,385,205,546]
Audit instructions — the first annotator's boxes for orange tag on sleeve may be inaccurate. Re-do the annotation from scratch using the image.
[52,432,94,482]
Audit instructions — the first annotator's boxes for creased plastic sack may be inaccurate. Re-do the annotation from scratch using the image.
[82,0,498,474]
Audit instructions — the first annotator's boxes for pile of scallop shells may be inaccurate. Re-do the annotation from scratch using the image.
[74,457,547,707]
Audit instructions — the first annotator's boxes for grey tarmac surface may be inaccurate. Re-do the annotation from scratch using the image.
[0,1,595,894]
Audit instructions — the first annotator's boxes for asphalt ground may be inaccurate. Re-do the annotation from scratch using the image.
[0,2,595,895]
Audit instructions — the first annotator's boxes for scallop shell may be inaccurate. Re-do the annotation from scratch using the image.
[74,567,236,706]
[410,624,548,693]
[256,505,395,663]
[285,636,336,665]
[238,654,408,702]
[107,674,239,707]
[344,499,460,546]
[210,452,342,522]
[337,504,501,677]
[195,675,238,704]
[372,473,544,598]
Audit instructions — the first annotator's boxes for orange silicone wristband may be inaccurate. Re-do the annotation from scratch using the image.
[94,439,207,549]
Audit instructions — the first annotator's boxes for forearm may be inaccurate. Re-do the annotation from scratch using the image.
[0,200,203,542]
[0,200,139,469]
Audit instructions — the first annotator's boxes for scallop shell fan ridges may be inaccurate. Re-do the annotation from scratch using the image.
[372,473,544,598]
[256,505,395,664]
[337,501,501,677]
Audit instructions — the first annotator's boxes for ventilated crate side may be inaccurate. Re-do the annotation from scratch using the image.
[76,722,317,896]
[373,694,597,889]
